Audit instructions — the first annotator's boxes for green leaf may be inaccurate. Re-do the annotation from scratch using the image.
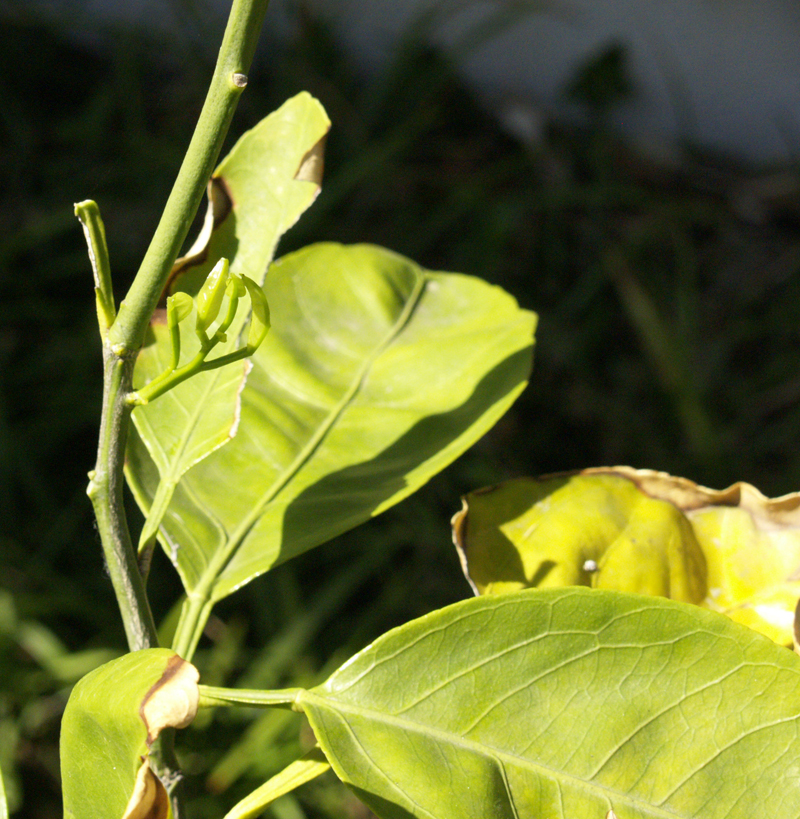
[168,91,329,300]
[222,748,330,819]
[127,242,535,610]
[128,93,329,548]
[61,649,199,819]
[0,758,8,819]
[128,320,252,552]
[453,468,800,644]
[298,588,800,818]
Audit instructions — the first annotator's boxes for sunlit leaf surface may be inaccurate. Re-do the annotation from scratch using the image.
[453,467,800,643]
[127,242,535,603]
[300,588,800,818]
[128,93,330,546]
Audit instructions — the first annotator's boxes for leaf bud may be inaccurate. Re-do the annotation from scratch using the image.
[167,292,193,328]
[241,275,270,350]
[195,257,230,333]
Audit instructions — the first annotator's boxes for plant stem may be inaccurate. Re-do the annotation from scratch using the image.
[108,0,271,357]
[89,0,271,653]
[75,200,116,337]
[87,351,158,651]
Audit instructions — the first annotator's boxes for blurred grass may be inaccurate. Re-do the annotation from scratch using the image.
[2,6,800,818]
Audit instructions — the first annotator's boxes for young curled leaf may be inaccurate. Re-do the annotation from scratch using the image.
[241,274,270,351]
[166,292,193,327]
[196,257,230,334]
[226,273,246,300]
[61,649,199,819]
[166,293,195,370]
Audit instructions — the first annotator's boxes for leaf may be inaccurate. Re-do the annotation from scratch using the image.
[61,649,199,819]
[453,467,800,644]
[168,91,329,299]
[128,93,330,546]
[298,588,800,818]
[222,748,330,819]
[0,759,7,819]
[126,242,536,605]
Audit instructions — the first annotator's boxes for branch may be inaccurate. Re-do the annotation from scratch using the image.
[88,0,271,653]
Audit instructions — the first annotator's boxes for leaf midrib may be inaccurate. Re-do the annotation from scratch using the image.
[191,268,428,603]
[300,691,698,819]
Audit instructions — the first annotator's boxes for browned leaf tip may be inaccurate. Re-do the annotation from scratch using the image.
[793,598,800,656]
[581,466,800,527]
[451,498,479,596]
[294,134,327,187]
[121,759,169,819]
[139,654,199,746]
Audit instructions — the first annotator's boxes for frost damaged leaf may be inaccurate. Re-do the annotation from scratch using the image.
[454,466,800,644]
[121,760,168,819]
[453,472,707,604]
[61,649,199,819]
[140,653,200,743]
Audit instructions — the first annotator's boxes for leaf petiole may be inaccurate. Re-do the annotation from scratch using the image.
[197,685,303,710]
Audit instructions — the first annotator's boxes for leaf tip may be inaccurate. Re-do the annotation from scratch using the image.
[140,655,200,746]
[121,759,169,819]
[451,498,479,596]
[294,133,327,188]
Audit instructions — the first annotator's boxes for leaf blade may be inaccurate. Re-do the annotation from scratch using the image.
[129,243,536,602]
[60,649,199,819]
[299,588,800,819]
[454,469,800,643]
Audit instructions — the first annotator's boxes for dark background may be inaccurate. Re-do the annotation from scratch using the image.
[3,4,800,817]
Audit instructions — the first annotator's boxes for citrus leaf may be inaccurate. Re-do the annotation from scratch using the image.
[453,468,800,644]
[127,242,535,605]
[222,748,330,819]
[60,649,199,819]
[127,93,329,547]
[0,759,7,819]
[298,588,800,818]
[167,91,329,299]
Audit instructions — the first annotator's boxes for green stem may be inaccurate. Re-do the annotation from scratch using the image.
[87,4,271,817]
[172,595,214,659]
[107,0,271,357]
[133,349,208,405]
[75,200,115,336]
[87,350,159,651]
[90,0,271,654]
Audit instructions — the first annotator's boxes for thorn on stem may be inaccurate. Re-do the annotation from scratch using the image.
[232,73,248,88]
